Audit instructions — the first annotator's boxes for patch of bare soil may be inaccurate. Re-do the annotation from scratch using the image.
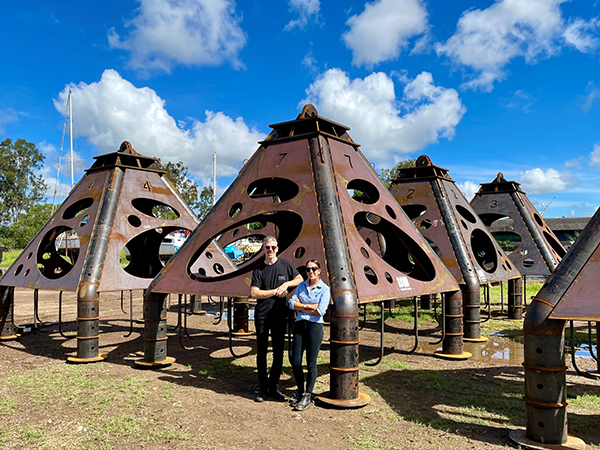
[1,288,599,449]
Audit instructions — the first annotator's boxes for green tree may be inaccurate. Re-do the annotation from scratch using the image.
[0,138,47,228]
[163,161,215,220]
[5,203,54,248]
[379,158,416,188]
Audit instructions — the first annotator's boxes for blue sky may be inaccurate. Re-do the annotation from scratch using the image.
[1,0,599,218]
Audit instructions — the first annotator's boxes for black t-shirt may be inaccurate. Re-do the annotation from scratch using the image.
[251,258,300,319]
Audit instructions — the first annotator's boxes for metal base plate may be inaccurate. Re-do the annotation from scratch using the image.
[231,331,254,336]
[509,430,587,450]
[464,336,488,343]
[133,356,175,369]
[505,318,524,322]
[191,311,207,315]
[0,334,20,341]
[67,354,107,364]
[434,351,472,360]
[318,392,371,409]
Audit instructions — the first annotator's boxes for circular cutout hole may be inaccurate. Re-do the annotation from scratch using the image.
[419,219,432,230]
[538,422,545,429]
[27,252,32,260]
[366,213,381,225]
[131,198,181,220]
[365,238,372,246]
[213,263,224,275]
[62,197,94,220]
[537,383,543,390]
[205,252,213,259]
[461,220,468,230]
[197,268,206,276]
[523,259,535,268]
[128,215,142,227]
[247,177,300,203]
[533,213,544,227]
[294,247,305,259]
[470,229,498,273]
[347,179,380,204]
[24,269,30,277]
[506,260,512,270]
[364,266,378,285]
[360,247,369,258]
[80,215,90,227]
[232,229,240,237]
[456,205,477,223]
[536,348,543,354]
[229,203,243,218]
[37,226,80,279]
[385,205,396,219]
[385,272,393,283]
[401,204,427,220]
[14,264,23,276]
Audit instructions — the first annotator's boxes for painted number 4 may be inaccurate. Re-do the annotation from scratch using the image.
[143,181,152,192]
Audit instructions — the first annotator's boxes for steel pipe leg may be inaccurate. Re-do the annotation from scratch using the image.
[232,297,253,336]
[435,290,471,360]
[463,283,487,342]
[68,283,105,363]
[134,291,174,368]
[507,277,524,321]
[190,295,206,315]
[0,286,18,340]
[420,294,432,310]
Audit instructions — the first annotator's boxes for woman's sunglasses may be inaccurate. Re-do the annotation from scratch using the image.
[306,267,319,272]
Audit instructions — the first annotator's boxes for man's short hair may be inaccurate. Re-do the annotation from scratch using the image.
[263,236,277,246]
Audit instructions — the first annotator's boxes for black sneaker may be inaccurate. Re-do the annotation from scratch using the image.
[294,393,312,411]
[255,391,267,403]
[268,388,286,402]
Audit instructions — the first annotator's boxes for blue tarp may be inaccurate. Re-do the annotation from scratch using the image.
[224,244,243,259]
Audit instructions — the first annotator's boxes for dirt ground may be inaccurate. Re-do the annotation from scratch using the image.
[1,288,600,450]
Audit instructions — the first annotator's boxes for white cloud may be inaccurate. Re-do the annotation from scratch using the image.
[301,68,466,166]
[518,167,577,194]
[500,89,535,112]
[284,0,320,31]
[457,180,480,201]
[301,50,318,74]
[342,0,429,67]
[0,108,18,133]
[53,70,266,181]
[108,0,247,73]
[583,81,600,112]
[564,156,584,169]
[564,17,600,53]
[435,0,592,91]
[590,143,600,167]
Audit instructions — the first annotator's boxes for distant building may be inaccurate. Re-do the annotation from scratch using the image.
[544,217,592,250]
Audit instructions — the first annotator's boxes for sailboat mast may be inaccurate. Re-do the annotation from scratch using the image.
[213,152,216,206]
[69,89,74,188]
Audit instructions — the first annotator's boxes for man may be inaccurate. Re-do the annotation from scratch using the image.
[251,236,302,402]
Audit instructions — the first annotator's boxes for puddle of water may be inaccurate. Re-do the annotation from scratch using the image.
[413,336,524,366]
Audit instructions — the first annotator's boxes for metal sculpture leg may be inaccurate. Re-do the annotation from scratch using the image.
[58,291,70,339]
[123,290,134,338]
[481,284,491,324]
[507,277,524,321]
[227,297,251,358]
[190,295,206,315]
[435,290,471,360]
[420,294,432,310]
[463,282,486,342]
[134,291,174,368]
[365,302,384,367]
[232,297,253,336]
[0,286,18,340]
[589,322,600,377]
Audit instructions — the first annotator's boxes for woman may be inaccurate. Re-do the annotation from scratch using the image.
[288,259,330,411]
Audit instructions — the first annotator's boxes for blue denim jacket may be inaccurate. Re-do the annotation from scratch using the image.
[288,279,330,324]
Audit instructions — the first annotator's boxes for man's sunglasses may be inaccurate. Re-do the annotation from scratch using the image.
[306,267,319,272]
[264,245,277,250]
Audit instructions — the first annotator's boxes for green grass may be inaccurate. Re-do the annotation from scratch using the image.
[19,425,45,445]
[0,248,23,269]
[104,414,141,436]
[0,397,18,414]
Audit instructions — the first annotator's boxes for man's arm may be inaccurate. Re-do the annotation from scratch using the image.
[275,274,303,297]
[251,285,278,300]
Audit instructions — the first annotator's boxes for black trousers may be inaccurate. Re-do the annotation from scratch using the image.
[255,315,286,392]
[291,320,323,395]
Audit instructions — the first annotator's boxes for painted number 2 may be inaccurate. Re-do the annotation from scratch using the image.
[407,188,415,199]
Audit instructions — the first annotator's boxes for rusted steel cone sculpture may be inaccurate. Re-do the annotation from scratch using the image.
[471,173,566,320]
[389,156,521,359]
[0,142,199,363]
[141,105,459,407]
[508,210,600,450]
